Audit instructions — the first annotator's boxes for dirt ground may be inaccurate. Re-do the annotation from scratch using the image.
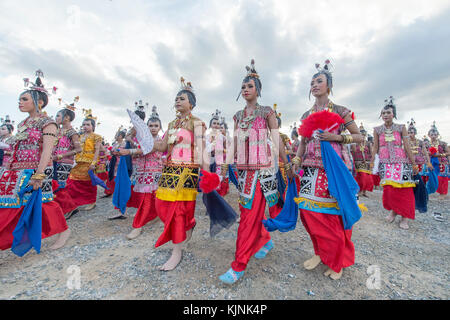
[0,185,449,300]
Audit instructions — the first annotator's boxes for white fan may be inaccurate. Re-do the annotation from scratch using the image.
[127,109,154,155]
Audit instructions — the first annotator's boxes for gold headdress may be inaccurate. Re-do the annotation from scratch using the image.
[82,108,97,122]
[58,96,79,112]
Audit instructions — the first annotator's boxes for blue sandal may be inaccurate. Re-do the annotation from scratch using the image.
[219,268,244,284]
[254,239,274,259]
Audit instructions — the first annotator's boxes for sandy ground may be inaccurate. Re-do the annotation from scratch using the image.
[0,185,449,300]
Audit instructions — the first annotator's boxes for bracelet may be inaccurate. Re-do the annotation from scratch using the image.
[221,164,228,171]
[31,173,46,180]
[344,120,355,128]
[42,132,57,137]
[91,161,97,166]
[340,134,353,144]
[292,156,302,165]
[284,163,292,170]
[58,154,63,160]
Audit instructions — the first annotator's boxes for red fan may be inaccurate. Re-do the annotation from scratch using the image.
[298,110,345,138]
[429,147,438,155]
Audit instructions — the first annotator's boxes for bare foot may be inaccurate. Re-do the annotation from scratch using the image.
[324,268,343,280]
[126,228,142,240]
[304,255,321,270]
[385,211,396,223]
[50,229,71,250]
[80,203,96,211]
[399,218,409,230]
[159,245,182,271]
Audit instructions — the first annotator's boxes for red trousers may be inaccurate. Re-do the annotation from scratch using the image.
[231,180,282,272]
[53,187,78,214]
[66,179,97,207]
[382,185,415,219]
[356,172,374,192]
[127,186,144,208]
[132,192,158,228]
[0,201,68,250]
[154,198,196,248]
[437,176,448,195]
[300,209,355,273]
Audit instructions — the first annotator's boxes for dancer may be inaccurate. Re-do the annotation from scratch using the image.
[65,109,102,212]
[108,102,148,220]
[206,110,229,196]
[0,116,14,167]
[351,123,374,197]
[275,104,293,187]
[219,59,291,284]
[121,106,163,239]
[293,60,362,280]
[150,77,210,271]
[217,116,232,197]
[0,70,70,252]
[291,123,300,155]
[427,122,449,221]
[52,97,82,219]
[96,139,109,187]
[370,97,418,230]
[427,122,449,199]
[407,119,432,213]
[105,126,127,198]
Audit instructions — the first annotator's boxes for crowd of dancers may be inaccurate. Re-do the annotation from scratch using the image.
[0,59,448,285]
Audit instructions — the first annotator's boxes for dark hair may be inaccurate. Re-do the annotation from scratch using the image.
[220,122,228,130]
[407,127,417,135]
[20,90,49,110]
[147,117,162,129]
[83,118,96,131]
[134,110,146,121]
[58,109,76,122]
[177,90,196,108]
[291,128,298,138]
[209,117,220,128]
[242,76,262,97]
[1,124,14,134]
[276,117,282,128]
[380,104,397,119]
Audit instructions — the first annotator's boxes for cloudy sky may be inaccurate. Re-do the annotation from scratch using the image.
[1,0,449,142]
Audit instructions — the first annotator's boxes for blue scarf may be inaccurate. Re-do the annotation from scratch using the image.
[263,177,298,232]
[320,135,361,230]
[11,186,42,257]
[112,156,131,214]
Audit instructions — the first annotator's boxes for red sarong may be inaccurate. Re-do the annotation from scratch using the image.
[356,172,374,192]
[53,188,78,214]
[65,179,97,207]
[104,179,115,196]
[154,198,196,247]
[132,192,158,228]
[372,174,381,186]
[0,201,68,250]
[231,180,282,272]
[300,209,355,273]
[382,185,415,219]
[437,176,448,195]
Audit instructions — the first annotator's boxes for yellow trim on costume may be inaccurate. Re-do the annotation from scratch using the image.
[356,169,372,174]
[156,187,197,202]
[381,181,416,188]
[294,197,340,209]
